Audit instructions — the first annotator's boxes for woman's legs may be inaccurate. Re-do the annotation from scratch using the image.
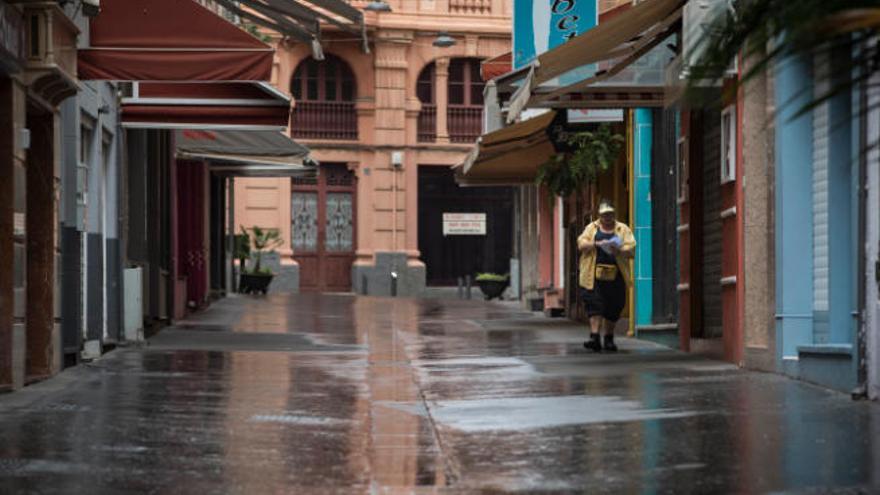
[602,319,618,352]
[585,315,603,351]
[590,315,603,334]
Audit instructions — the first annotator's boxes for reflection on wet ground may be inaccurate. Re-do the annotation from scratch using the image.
[1,293,878,494]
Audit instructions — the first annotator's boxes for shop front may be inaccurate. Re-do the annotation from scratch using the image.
[0,0,27,390]
[0,0,79,389]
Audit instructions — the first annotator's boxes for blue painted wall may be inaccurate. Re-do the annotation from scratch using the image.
[827,75,855,345]
[634,109,653,326]
[775,54,815,361]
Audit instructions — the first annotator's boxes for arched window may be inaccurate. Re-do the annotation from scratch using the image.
[447,58,484,143]
[417,63,435,104]
[290,55,357,140]
[417,63,436,142]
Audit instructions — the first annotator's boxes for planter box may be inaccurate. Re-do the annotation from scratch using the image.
[239,273,274,295]
[476,280,508,301]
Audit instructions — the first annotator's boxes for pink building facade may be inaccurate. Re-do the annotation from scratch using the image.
[234,1,512,294]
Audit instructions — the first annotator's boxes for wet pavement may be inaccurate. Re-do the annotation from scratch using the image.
[1,293,879,494]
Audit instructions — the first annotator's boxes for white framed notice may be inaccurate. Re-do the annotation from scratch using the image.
[443,213,486,236]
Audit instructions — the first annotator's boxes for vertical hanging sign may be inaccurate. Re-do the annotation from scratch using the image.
[513,0,598,70]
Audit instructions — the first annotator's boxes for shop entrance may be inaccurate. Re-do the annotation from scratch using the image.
[418,166,513,286]
[291,163,356,292]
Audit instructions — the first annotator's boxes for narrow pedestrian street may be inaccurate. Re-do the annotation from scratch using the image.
[0,294,877,494]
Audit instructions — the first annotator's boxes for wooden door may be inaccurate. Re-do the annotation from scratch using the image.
[418,166,513,286]
[292,164,356,292]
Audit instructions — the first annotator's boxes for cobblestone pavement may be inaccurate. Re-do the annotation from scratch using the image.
[1,293,878,494]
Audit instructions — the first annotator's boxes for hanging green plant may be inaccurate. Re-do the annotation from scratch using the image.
[535,124,625,199]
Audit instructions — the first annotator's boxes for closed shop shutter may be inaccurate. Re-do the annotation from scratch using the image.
[701,107,723,339]
[651,108,679,323]
[813,51,830,317]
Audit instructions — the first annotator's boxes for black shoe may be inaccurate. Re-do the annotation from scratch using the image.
[603,334,618,352]
[584,334,602,352]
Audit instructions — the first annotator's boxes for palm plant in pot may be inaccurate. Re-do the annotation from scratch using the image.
[238,225,283,295]
[475,273,510,301]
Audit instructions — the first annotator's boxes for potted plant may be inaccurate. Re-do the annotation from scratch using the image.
[536,124,625,200]
[475,272,510,300]
[238,225,283,295]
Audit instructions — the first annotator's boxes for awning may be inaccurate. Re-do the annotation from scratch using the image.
[78,0,274,81]
[121,82,291,131]
[481,52,512,82]
[218,0,368,56]
[505,0,684,121]
[175,129,315,177]
[455,111,558,186]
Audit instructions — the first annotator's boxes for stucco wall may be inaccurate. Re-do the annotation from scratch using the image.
[742,52,776,371]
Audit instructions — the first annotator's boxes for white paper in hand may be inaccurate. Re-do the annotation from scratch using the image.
[600,235,621,255]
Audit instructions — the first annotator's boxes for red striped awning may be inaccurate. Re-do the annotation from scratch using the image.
[121,82,291,130]
[78,0,273,81]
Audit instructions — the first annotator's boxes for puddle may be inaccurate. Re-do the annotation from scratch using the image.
[427,395,697,432]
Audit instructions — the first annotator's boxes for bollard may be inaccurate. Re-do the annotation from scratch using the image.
[361,275,368,295]
[391,271,399,297]
[465,274,472,300]
[457,276,464,299]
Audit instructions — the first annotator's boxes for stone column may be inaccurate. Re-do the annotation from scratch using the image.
[435,57,450,144]
[351,30,425,296]
[0,76,27,390]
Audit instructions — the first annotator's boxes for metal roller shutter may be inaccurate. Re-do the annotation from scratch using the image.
[701,107,723,339]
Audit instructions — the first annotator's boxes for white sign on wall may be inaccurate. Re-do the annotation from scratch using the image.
[443,213,486,236]
[13,212,24,237]
[567,109,624,123]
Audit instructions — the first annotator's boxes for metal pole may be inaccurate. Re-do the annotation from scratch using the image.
[228,177,236,293]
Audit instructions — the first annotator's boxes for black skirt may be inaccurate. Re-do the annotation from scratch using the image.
[580,274,626,322]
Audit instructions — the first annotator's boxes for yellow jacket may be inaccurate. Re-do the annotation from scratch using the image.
[577,220,636,290]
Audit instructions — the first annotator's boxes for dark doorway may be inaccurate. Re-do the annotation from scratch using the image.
[291,163,357,292]
[418,166,513,286]
[651,107,680,325]
[25,104,55,380]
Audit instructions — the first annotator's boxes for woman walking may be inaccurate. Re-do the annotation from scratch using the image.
[577,201,636,352]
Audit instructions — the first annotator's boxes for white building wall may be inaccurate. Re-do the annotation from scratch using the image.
[866,60,880,400]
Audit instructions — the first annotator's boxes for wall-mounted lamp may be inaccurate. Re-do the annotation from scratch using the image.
[432,32,456,48]
[365,0,392,12]
[82,0,100,17]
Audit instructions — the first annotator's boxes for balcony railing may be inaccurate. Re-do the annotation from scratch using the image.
[449,0,492,15]
[417,104,437,143]
[291,101,358,140]
[448,105,482,143]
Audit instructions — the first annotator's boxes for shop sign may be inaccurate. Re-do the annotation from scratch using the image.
[443,213,486,236]
[567,109,624,123]
[13,212,25,237]
[0,2,25,66]
[513,0,598,70]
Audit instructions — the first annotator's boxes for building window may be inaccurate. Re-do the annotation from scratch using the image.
[417,63,436,142]
[720,105,736,184]
[290,55,358,140]
[448,58,484,143]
